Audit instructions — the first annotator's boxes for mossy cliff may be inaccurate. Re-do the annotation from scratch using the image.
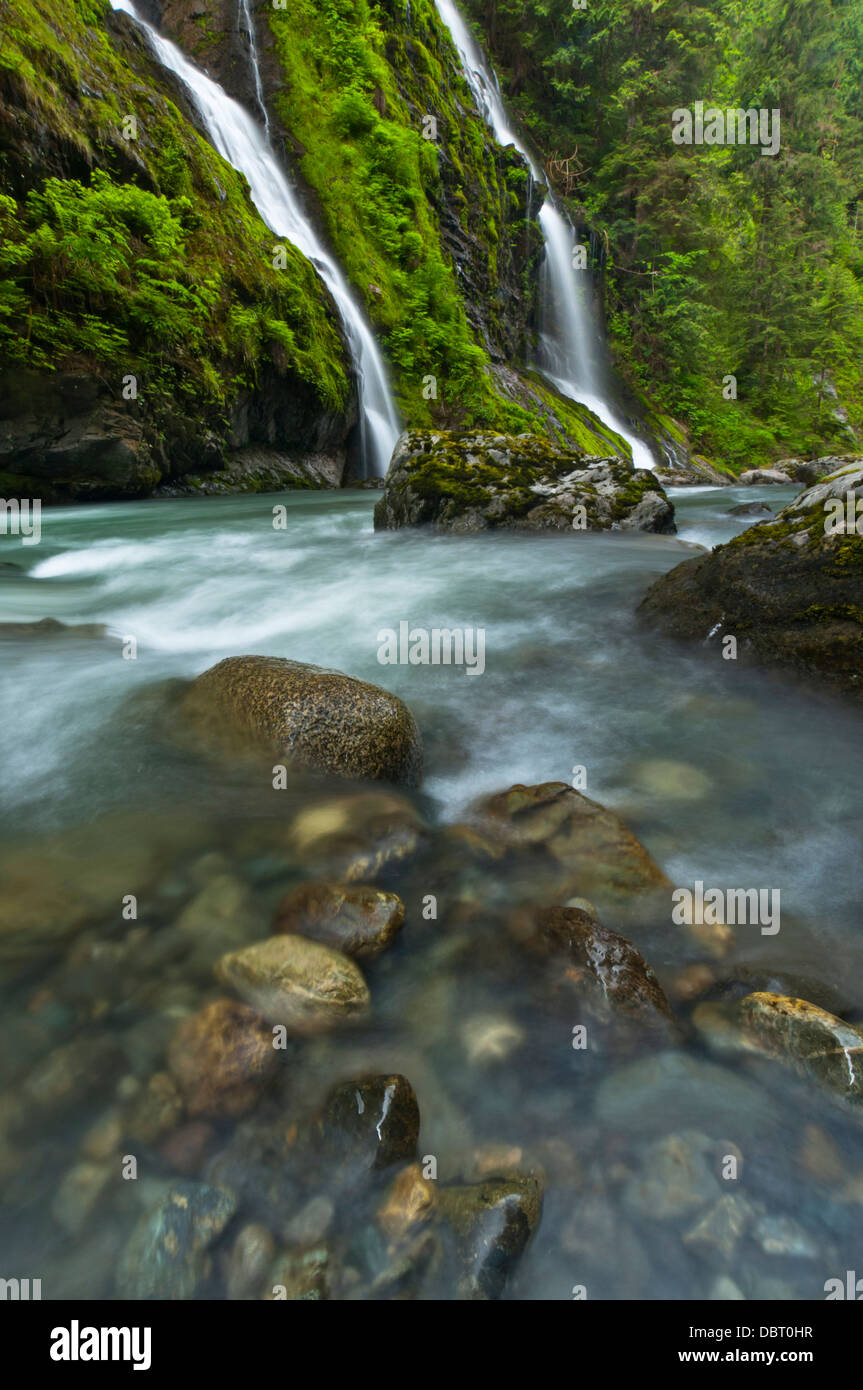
[0,0,356,501]
[157,0,623,453]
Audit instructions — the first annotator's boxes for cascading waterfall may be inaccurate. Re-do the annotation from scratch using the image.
[434,0,655,469]
[110,0,400,477]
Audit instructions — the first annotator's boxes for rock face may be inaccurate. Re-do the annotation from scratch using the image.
[374,430,675,534]
[741,456,862,486]
[272,881,405,960]
[178,655,423,786]
[215,934,370,1033]
[639,464,863,697]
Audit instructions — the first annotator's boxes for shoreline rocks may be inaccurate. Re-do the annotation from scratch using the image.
[639,464,863,697]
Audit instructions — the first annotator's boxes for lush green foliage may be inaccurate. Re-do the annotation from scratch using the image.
[466,0,863,467]
[0,0,350,427]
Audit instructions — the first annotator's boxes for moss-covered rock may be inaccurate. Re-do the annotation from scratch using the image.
[639,463,863,697]
[374,428,675,532]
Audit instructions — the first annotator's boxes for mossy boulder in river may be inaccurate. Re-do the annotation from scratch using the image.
[639,464,863,697]
[178,655,423,786]
[374,430,675,534]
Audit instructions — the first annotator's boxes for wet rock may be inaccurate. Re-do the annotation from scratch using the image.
[510,904,673,1030]
[215,935,369,1033]
[709,1275,745,1300]
[623,1132,722,1220]
[374,430,675,534]
[124,1071,185,1145]
[741,993,863,1102]
[460,1013,526,1066]
[282,791,425,881]
[204,1109,303,1235]
[52,1161,112,1236]
[175,874,262,968]
[439,1173,543,1300]
[368,1227,442,1299]
[167,999,279,1119]
[595,1051,781,1135]
[272,880,405,960]
[639,463,863,698]
[316,1074,420,1176]
[683,1193,753,1263]
[178,655,423,785]
[628,758,713,800]
[471,781,670,907]
[797,1124,845,1184]
[284,1196,335,1247]
[754,1214,819,1258]
[80,1108,124,1163]
[378,1163,437,1242]
[17,1035,124,1127]
[0,617,113,641]
[116,1180,237,1299]
[159,1120,215,1175]
[559,1192,650,1297]
[226,1223,277,1300]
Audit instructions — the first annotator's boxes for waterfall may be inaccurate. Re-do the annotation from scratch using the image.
[434,0,655,469]
[238,0,270,138]
[110,0,401,477]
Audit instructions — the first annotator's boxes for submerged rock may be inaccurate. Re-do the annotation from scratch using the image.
[374,430,675,534]
[167,999,279,1119]
[272,881,405,960]
[315,1074,420,1175]
[510,904,673,1031]
[438,1173,543,1300]
[215,935,370,1034]
[729,502,772,518]
[471,781,670,906]
[639,463,863,697]
[178,655,423,785]
[696,991,863,1105]
[116,1180,237,1300]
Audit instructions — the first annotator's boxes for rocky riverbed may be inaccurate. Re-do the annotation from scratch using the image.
[1,484,862,1301]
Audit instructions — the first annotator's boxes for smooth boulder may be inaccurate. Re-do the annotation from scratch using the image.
[215,934,370,1034]
[178,655,423,785]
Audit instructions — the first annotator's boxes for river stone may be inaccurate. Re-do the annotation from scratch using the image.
[116,1180,237,1299]
[729,502,772,517]
[595,1050,781,1135]
[316,1074,420,1175]
[510,905,673,1028]
[272,881,405,960]
[472,781,670,904]
[374,430,675,534]
[737,992,863,1103]
[438,1173,543,1300]
[215,935,370,1034]
[178,655,422,785]
[623,1132,722,1220]
[639,463,863,697]
[378,1162,437,1242]
[17,1035,124,1126]
[226,1222,277,1300]
[167,999,279,1119]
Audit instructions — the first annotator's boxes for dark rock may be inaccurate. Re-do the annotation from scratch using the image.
[439,1174,543,1300]
[316,1074,420,1175]
[178,655,423,786]
[639,464,863,697]
[374,430,675,534]
[729,502,772,518]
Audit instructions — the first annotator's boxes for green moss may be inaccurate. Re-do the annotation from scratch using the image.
[0,0,350,460]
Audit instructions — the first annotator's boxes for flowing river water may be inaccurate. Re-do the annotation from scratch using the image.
[1,485,863,1299]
